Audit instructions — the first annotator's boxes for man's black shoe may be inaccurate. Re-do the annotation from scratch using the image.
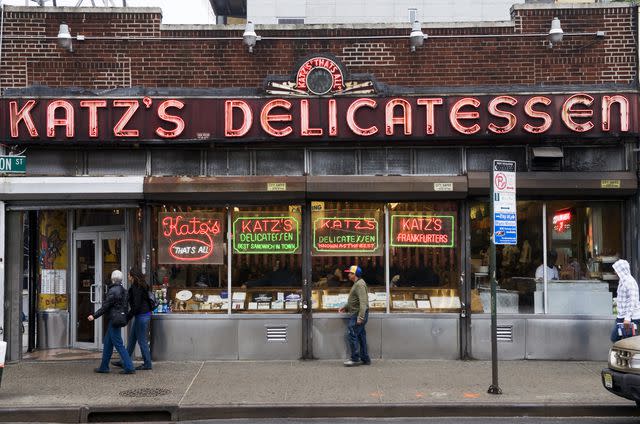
[111,361,123,368]
[361,361,372,365]
[119,369,136,374]
[94,368,110,373]
[135,365,152,370]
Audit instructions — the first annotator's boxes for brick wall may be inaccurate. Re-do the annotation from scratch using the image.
[0,4,635,91]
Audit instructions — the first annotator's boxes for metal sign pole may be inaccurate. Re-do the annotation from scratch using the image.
[488,159,516,395]
[488,172,501,395]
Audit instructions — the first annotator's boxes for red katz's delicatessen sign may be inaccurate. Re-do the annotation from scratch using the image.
[1,57,636,143]
[1,93,636,143]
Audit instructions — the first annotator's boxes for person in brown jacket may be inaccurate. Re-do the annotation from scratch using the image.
[339,265,371,366]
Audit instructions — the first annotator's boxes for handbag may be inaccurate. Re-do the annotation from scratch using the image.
[110,309,128,328]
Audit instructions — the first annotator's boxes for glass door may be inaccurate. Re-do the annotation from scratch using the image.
[72,231,125,349]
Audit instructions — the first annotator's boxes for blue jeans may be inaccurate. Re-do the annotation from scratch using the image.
[98,322,134,372]
[346,310,370,363]
[127,313,152,368]
[610,317,640,342]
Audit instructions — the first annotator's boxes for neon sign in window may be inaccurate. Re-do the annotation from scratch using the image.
[390,214,455,248]
[312,211,382,256]
[157,212,224,264]
[233,214,301,254]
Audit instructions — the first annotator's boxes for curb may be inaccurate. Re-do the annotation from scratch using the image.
[0,403,639,422]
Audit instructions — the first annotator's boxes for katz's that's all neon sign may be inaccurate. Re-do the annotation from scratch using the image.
[158,212,224,264]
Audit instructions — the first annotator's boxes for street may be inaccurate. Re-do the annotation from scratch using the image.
[183,419,640,424]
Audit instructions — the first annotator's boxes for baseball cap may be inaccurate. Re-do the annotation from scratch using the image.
[344,265,362,277]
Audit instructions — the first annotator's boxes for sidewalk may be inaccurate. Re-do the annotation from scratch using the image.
[0,359,638,422]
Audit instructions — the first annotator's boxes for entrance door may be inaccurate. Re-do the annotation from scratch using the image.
[72,231,125,349]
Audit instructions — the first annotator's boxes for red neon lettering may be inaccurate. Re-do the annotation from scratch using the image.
[328,99,338,136]
[450,98,480,134]
[602,95,629,132]
[385,98,412,136]
[417,98,443,135]
[260,99,293,137]
[523,96,552,134]
[46,100,75,138]
[346,98,378,136]
[155,99,185,138]
[80,100,106,138]
[561,94,594,133]
[162,215,221,237]
[9,100,38,138]
[225,100,253,137]
[301,99,323,136]
[488,96,518,134]
[113,99,140,137]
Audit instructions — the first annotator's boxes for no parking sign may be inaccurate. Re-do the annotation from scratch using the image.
[492,160,517,245]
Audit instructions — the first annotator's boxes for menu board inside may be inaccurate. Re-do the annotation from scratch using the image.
[391,214,455,248]
[158,212,225,264]
[233,211,301,254]
[312,209,382,256]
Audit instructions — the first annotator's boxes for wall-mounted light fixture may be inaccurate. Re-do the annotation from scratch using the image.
[57,22,85,53]
[548,17,564,48]
[243,21,261,53]
[409,20,426,52]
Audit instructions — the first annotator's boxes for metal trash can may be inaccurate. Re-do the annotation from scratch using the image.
[37,310,69,349]
[0,340,6,387]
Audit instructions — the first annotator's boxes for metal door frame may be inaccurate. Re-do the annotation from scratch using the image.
[71,228,126,350]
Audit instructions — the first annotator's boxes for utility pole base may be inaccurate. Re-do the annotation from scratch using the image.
[487,385,503,395]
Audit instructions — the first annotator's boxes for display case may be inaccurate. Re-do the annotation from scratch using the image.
[161,286,303,313]
[389,288,461,312]
[244,287,302,313]
[166,287,233,313]
[312,288,388,312]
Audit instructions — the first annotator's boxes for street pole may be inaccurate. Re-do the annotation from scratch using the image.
[487,170,502,395]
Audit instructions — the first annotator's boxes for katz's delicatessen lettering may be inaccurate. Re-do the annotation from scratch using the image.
[312,210,382,256]
[2,93,634,142]
[158,212,224,264]
[233,212,301,254]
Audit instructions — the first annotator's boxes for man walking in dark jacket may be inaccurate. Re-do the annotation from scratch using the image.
[88,270,135,374]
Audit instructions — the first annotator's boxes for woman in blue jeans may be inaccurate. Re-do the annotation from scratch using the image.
[114,267,153,370]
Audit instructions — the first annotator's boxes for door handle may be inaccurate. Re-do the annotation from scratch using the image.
[90,283,99,304]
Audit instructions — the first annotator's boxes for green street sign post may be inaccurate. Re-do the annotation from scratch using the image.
[0,156,26,174]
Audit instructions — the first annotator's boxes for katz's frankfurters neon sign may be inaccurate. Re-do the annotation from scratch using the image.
[391,214,455,248]
[2,93,634,143]
[158,212,224,264]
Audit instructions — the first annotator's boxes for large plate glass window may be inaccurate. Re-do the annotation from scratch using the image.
[151,206,227,314]
[389,201,461,313]
[311,202,385,312]
[231,205,303,313]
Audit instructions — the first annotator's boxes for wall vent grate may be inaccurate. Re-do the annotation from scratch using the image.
[496,325,513,342]
[266,325,288,343]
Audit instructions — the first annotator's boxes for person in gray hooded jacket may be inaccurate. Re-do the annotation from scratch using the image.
[611,259,640,342]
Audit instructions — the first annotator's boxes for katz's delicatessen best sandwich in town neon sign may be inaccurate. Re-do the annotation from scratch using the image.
[2,93,635,143]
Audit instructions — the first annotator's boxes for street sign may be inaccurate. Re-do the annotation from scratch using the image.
[492,160,517,245]
[0,156,26,174]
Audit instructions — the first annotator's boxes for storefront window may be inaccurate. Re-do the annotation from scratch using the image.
[470,200,622,315]
[543,201,622,315]
[389,201,461,312]
[470,201,542,314]
[151,205,227,313]
[232,205,303,313]
[311,202,386,311]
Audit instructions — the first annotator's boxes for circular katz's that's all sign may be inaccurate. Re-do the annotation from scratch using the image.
[296,57,344,95]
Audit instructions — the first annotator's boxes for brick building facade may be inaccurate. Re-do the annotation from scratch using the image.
[1,3,639,362]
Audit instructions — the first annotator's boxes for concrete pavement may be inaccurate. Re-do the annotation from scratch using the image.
[0,359,639,422]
